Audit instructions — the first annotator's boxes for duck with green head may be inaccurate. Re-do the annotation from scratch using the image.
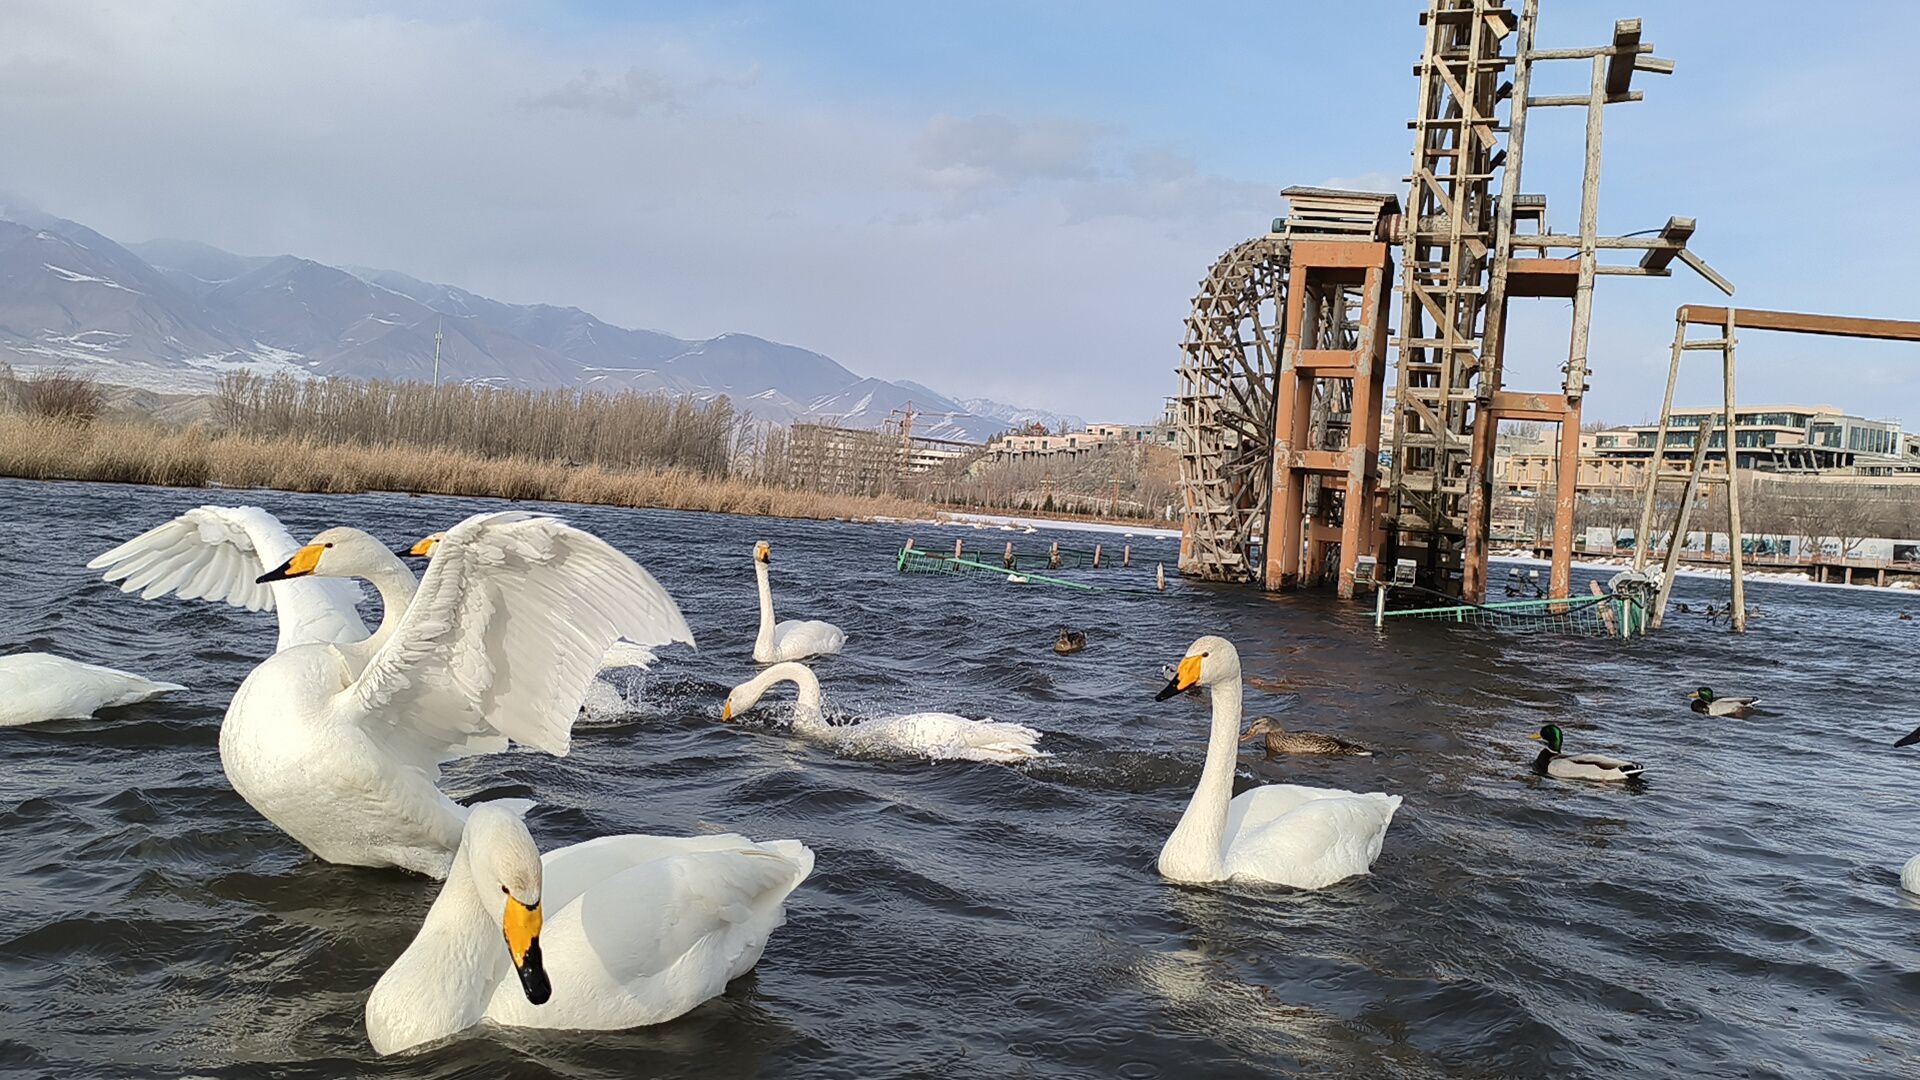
[1527,723,1644,782]
[1688,686,1758,718]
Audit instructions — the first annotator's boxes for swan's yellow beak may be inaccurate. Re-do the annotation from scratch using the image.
[256,543,324,583]
[754,541,771,565]
[1154,655,1203,701]
[503,895,550,1005]
[401,534,442,558]
[721,700,734,721]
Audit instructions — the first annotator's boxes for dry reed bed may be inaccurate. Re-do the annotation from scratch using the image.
[0,415,935,522]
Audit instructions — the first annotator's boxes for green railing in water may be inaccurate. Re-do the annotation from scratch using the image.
[1378,592,1650,637]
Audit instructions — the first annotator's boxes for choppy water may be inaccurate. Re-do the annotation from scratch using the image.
[1,476,1917,1079]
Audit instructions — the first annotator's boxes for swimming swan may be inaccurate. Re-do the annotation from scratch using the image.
[751,541,845,663]
[365,803,812,1055]
[89,505,370,651]
[722,661,1044,763]
[222,511,692,877]
[0,653,185,726]
[1152,636,1399,889]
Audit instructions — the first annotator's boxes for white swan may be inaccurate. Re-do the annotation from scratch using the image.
[751,541,845,663]
[1904,854,1920,895]
[88,505,370,651]
[365,803,811,1055]
[722,661,1044,763]
[222,511,693,877]
[0,653,185,726]
[1151,636,1399,889]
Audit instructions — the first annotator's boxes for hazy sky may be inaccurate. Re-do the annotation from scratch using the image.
[1,1,1916,424]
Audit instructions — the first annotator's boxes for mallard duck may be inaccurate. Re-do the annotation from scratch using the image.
[1688,686,1757,718]
[1527,723,1643,782]
[1054,628,1087,654]
[1239,716,1372,757]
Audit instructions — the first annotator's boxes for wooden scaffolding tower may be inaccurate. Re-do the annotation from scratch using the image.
[1388,0,1728,601]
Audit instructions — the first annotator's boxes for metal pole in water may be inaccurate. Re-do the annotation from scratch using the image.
[1375,585,1387,629]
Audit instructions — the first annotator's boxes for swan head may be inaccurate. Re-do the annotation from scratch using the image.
[722,661,812,721]
[1239,716,1280,742]
[398,531,445,559]
[1154,635,1239,701]
[461,804,551,1006]
[753,540,772,565]
[255,526,393,583]
[1527,723,1564,753]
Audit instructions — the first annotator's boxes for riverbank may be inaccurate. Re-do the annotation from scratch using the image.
[0,414,1169,532]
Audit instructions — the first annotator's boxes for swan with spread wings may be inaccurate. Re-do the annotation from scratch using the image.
[217,511,692,877]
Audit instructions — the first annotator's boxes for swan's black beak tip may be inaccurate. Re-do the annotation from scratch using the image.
[515,939,551,1005]
[255,562,293,584]
[1895,726,1920,748]
[1154,677,1182,702]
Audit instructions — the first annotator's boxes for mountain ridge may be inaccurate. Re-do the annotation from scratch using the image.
[0,206,1084,443]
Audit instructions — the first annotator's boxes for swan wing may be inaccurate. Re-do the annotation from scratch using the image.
[555,843,812,987]
[861,712,1045,761]
[88,505,368,649]
[1223,783,1370,837]
[1224,787,1401,888]
[771,620,846,660]
[538,832,781,912]
[343,511,693,767]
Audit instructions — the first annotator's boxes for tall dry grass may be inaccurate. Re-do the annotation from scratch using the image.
[0,414,935,521]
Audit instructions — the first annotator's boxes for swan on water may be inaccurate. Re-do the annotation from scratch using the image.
[1151,636,1399,889]
[0,653,185,726]
[88,505,370,651]
[751,541,845,663]
[217,511,693,877]
[365,803,811,1055]
[722,661,1044,763]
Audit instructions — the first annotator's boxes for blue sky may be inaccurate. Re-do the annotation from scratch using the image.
[1,1,1915,425]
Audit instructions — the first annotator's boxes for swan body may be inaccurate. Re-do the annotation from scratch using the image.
[1528,724,1644,782]
[366,804,812,1055]
[89,505,369,651]
[1152,636,1399,889]
[751,541,845,663]
[723,661,1044,763]
[1239,716,1372,757]
[1904,854,1920,895]
[0,653,185,726]
[221,512,693,877]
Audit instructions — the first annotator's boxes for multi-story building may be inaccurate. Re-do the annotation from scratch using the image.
[1590,405,1912,474]
[988,418,1175,461]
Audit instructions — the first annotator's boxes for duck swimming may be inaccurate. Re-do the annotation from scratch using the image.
[1688,686,1758,718]
[1239,716,1372,757]
[1527,724,1643,782]
[1151,636,1399,889]
[1053,629,1087,655]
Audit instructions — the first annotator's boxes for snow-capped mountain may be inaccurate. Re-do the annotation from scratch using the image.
[0,202,1065,443]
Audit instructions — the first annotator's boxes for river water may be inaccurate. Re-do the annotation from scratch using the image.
[1,476,1916,1079]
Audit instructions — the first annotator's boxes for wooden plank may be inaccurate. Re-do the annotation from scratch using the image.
[1604,19,1642,98]
[1678,305,1920,341]
[1637,217,1695,271]
[1488,389,1569,421]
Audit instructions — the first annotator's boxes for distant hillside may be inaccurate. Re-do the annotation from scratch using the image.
[0,202,1070,443]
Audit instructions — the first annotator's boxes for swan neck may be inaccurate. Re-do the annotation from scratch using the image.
[1163,677,1242,880]
[754,560,776,653]
[366,842,500,1052]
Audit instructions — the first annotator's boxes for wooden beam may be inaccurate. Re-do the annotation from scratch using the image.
[1636,216,1695,271]
[1678,305,1920,341]
[1487,390,1570,422]
[1604,19,1642,98]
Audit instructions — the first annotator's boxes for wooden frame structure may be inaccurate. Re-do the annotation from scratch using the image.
[1631,304,1920,632]
[1265,191,1397,597]
[1390,0,1727,602]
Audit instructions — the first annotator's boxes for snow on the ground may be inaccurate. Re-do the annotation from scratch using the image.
[1490,552,1918,595]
